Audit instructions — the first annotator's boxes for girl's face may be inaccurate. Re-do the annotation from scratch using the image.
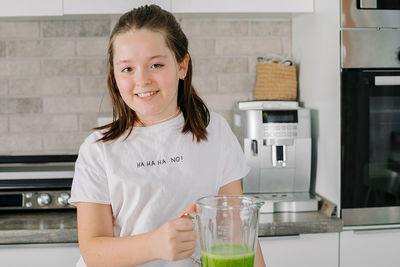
[112,29,188,125]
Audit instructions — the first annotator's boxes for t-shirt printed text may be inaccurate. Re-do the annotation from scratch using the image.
[136,155,184,168]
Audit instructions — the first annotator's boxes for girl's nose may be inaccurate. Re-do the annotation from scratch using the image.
[134,68,151,86]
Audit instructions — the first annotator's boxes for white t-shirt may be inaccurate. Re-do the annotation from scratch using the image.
[69,112,250,267]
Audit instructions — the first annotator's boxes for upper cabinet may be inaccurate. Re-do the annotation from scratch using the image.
[0,0,63,17]
[0,0,313,17]
[171,0,313,13]
[63,0,171,15]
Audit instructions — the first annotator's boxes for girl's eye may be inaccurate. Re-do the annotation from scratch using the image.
[151,63,163,69]
[122,67,132,73]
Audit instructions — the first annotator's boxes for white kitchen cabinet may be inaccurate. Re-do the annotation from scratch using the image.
[171,0,313,13]
[63,0,171,15]
[0,0,63,17]
[2,0,313,17]
[260,232,339,267]
[340,227,400,267]
[0,243,80,267]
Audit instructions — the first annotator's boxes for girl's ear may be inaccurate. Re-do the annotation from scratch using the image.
[178,53,190,79]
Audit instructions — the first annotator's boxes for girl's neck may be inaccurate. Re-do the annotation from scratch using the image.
[138,108,181,127]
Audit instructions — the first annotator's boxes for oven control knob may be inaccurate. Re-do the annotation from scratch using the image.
[57,193,70,206]
[37,193,51,207]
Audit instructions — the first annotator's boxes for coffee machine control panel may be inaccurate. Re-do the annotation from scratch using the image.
[262,109,299,139]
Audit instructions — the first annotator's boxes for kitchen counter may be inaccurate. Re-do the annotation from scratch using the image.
[0,210,77,244]
[258,211,342,236]
[0,210,342,244]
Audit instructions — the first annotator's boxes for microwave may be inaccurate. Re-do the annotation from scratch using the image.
[342,0,400,28]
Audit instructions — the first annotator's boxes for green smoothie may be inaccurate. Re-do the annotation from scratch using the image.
[201,243,255,267]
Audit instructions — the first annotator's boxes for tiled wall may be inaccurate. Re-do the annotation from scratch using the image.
[0,16,291,155]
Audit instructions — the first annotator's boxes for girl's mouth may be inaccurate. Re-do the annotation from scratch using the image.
[135,90,159,99]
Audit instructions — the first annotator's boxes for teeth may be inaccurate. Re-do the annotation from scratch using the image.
[137,91,157,98]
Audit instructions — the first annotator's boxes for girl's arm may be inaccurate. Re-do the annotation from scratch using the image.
[218,180,267,267]
[76,202,196,267]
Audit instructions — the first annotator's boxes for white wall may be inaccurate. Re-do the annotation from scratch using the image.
[292,0,341,209]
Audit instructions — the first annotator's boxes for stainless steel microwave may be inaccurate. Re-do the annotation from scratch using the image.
[342,0,400,28]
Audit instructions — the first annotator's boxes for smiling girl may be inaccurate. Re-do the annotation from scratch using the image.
[69,5,265,267]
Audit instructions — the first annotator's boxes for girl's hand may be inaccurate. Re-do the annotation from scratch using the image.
[151,205,197,261]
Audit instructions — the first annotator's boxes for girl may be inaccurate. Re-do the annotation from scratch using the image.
[69,5,266,267]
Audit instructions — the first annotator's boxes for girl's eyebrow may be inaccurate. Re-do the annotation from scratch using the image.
[115,55,167,66]
[115,59,131,66]
[148,54,167,60]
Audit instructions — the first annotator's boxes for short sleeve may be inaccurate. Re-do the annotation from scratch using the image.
[216,115,250,189]
[68,132,111,206]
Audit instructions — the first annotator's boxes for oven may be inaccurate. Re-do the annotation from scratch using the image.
[0,155,77,211]
[341,0,400,226]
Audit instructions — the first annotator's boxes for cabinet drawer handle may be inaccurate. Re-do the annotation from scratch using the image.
[260,234,301,240]
[353,227,400,235]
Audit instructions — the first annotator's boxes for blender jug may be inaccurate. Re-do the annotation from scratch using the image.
[193,195,264,267]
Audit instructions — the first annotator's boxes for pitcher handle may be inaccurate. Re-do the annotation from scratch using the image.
[189,255,201,266]
[182,212,201,266]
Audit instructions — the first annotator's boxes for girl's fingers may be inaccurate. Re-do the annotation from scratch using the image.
[174,217,195,231]
[176,249,195,261]
[178,204,197,217]
[177,230,197,242]
[177,241,197,254]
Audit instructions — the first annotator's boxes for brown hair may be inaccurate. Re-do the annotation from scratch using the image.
[95,4,210,142]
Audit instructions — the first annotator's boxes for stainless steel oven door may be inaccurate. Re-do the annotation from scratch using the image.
[342,0,400,28]
[341,29,400,226]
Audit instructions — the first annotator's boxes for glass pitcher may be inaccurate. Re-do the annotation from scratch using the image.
[191,195,264,267]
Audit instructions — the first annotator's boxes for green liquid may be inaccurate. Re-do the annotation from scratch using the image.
[201,243,255,267]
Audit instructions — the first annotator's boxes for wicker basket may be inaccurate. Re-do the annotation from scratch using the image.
[254,62,297,101]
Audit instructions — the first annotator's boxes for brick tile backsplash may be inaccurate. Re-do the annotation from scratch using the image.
[188,38,215,56]
[79,113,111,131]
[181,20,248,36]
[41,20,110,38]
[42,59,107,76]
[43,96,111,113]
[201,92,250,111]
[0,98,42,114]
[7,40,75,58]
[0,134,42,153]
[79,76,108,95]
[0,21,39,38]
[77,38,108,57]
[0,41,5,57]
[216,38,282,56]
[44,132,90,151]
[193,57,248,74]
[0,60,41,77]
[0,79,8,95]
[11,77,80,96]
[192,75,218,94]
[10,114,78,133]
[0,15,291,154]
[250,21,291,36]
[217,73,255,93]
[0,116,8,133]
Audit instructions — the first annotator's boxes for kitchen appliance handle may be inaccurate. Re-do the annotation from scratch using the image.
[353,227,400,235]
[375,76,400,86]
[259,234,301,241]
[359,0,377,9]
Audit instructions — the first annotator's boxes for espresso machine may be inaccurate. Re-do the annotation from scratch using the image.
[233,101,318,213]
